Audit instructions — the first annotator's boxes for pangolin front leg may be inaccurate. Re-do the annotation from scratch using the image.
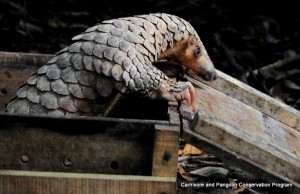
[149,81,195,106]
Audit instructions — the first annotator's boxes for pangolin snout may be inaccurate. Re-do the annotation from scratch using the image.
[197,57,217,81]
[199,71,217,81]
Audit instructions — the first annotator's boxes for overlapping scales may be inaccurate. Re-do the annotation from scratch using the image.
[7,13,201,115]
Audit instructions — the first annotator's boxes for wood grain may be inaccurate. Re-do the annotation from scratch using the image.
[151,125,179,177]
[187,70,300,131]
[185,76,300,187]
[0,170,176,194]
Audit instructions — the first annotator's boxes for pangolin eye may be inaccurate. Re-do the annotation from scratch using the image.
[194,47,201,56]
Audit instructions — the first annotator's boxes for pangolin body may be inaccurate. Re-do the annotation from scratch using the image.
[7,13,216,116]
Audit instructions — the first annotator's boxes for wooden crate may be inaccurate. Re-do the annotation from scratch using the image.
[0,52,180,194]
[1,51,299,193]
[0,113,179,194]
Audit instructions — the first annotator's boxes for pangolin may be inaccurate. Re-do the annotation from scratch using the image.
[6,13,217,116]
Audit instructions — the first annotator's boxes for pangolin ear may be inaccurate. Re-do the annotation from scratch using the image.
[184,36,197,50]
[187,36,196,47]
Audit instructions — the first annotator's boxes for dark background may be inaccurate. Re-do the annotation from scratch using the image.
[1,0,299,109]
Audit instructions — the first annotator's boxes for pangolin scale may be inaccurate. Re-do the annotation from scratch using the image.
[6,13,216,116]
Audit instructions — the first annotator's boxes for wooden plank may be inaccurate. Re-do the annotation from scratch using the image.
[168,102,181,126]
[0,52,52,111]
[0,170,176,194]
[0,112,172,175]
[151,125,179,177]
[182,77,300,189]
[0,51,53,64]
[182,123,300,194]
[187,70,300,131]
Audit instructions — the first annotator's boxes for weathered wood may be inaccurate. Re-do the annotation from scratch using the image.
[0,52,53,111]
[168,101,181,126]
[182,76,300,192]
[187,70,300,131]
[0,112,173,175]
[0,170,176,194]
[151,125,179,177]
[0,51,53,65]
[182,122,300,194]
